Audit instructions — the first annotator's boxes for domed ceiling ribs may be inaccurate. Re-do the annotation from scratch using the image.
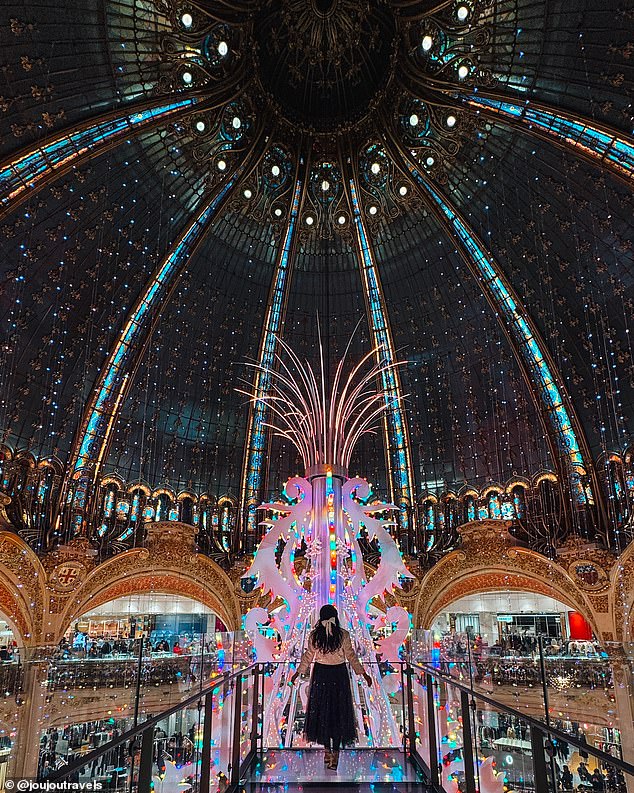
[377,127,610,540]
[461,91,634,185]
[0,96,201,221]
[346,176,416,550]
[63,117,268,538]
[239,163,307,553]
[0,55,252,223]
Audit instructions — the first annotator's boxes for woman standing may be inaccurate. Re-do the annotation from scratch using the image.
[290,604,372,770]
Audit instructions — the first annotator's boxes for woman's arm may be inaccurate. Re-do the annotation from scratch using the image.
[294,638,316,677]
[342,632,367,677]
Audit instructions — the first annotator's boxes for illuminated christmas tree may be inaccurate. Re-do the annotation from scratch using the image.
[240,333,413,747]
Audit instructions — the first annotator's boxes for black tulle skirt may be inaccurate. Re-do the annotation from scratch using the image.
[303,663,358,748]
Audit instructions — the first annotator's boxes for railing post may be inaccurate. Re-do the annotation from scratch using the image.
[137,726,154,793]
[230,672,243,786]
[460,690,476,793]
[250,665,261,754]
[133,637,145,727]
[426,673,440,789]
[200,692,213,793]
[530,724,550,793]
[405,664,417,757]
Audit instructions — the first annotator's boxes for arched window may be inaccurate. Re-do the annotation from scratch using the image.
[487,490,502,520]
[104,489,116,519]
[464,495,476,523]
[537,476,560,521]
[34,462,59,530]
[199,497,212,531]
[443,497,457,531]
[129,490,143,523]
[421,498,436,550]
[512,485,526,520]
[179,496,194,525]
[501,496,514,520]
[0,448,12,491]
[606,457,627,526]
[424,499,436,533]
[624,448,634,507]
[221,505,232,550]
[97,479,121,537]
[218,499,237,551]
[155,492,173,522]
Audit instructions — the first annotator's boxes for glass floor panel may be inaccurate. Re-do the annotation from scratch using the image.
[247,749,424,785]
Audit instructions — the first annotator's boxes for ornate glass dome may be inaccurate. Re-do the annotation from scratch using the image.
[0,0,632,560]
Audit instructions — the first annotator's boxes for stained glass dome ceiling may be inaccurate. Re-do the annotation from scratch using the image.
[0,0,632,549]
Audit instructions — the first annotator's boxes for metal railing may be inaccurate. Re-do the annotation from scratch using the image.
[46,662,257,793]
[33,656,634,793]
[405,661,634,793]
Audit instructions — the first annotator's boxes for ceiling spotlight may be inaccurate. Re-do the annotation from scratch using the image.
[195,120,205,132]
[426,156,435,166]
[337,215,346,225]
[370,162,381,175]
[182,71,193,84]
[305,215,314,226]
[409,114,419,127]
[217,41,229,56]
[422,35,433,51]
[181,12,193,27]
[321,179,330,192]
[274,208,283,217]
[271,164,281,177]
[243,189,252,199]
[446,115,457,128]
[399,185,408,196]
[458,64,469,79]
[232,116,241,129]
[369,206,378,215]
[217,159,227,171]
[457,4,469,21]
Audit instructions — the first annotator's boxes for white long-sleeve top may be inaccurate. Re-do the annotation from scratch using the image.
[296,629,365,676]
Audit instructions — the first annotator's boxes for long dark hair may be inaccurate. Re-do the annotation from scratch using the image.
[309,604,344,653]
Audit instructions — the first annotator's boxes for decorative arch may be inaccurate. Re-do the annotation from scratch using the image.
[102,474,125,489]
[177,491,196,502]
[481,483,504,498]
[152,486,177,500]
[533,470,558,486]
[0,532,45,644]
[62,572,237,633]
[126,482,151,496]
[505,477,530,494]
[58,523,241,638]
[612,540,634,641]
[412,521,600,635]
